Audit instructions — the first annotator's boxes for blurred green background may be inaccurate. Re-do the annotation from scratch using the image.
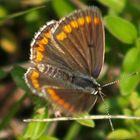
[0,0,140,139]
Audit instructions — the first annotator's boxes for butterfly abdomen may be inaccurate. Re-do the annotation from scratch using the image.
[43,65,72,82]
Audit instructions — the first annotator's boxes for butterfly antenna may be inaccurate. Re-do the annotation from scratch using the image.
[99,72,139,131]
[99,91,114,131]
[102,72,139,88]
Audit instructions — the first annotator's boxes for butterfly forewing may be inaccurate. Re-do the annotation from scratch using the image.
[30,20,56,64]
[52,7,105,78]
[30,20,72,70]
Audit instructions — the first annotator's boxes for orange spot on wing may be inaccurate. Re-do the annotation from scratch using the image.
[52,95,59,101]
[63,103,71,110]
[45,32,51,38]
[93,17,100,25]
[70,20,78,28]
[33,33,50,62]
[40,38,48,45]
[30,70,40,90]
[63,24,72,33]
[35,51,44,62]
[77,17,85,26]
[47,88,59,101]
[36,38,48,52]
[85,16,91,23]
[37,44,45,52]
[58,99,65,105]
[56,32,67,41]
[46,88,75,112]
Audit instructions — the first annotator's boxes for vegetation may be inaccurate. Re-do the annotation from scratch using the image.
[0,0,140,139]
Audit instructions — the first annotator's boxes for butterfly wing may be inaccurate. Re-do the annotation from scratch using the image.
[30,6,105,78]
[43,87,98,113]
[25,20,80,94]
[52,6,105,78]
[25,63,76,95]
[25,67,98,113]
[25,6,104,114]
[30,20,70,70]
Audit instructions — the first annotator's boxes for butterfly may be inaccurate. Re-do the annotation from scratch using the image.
[25,6,105,115]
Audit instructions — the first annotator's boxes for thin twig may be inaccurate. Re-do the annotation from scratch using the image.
[23,115,140,122]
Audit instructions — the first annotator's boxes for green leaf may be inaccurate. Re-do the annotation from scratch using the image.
[120,47,140,95]
[0,6,8,18]
[98,98,120,114]
[123,47,140,72]
[0,69,7,79]
[98,99,110,114]
[120,72,140,96]
[117,97,129,108]
[38,135,59,140]
[52,0,75,17]
[129,91,140,109]
[18,135,59,140]
[25,10,40,22]
[136,37,140,50]
[64,122,81,140]
[75,113,95,128]
[134,108,140,116]
[107,129,135,139]
[104,15,137,44]
[11,65,28,90]
[99,0,126,13]
[24,107,48,140]
[123,108,132,116]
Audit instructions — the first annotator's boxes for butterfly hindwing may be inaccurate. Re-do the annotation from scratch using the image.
[43,87,98,113]
[25,66,73,95]
[25,66,98,113]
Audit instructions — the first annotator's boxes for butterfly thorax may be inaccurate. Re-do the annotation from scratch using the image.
[71,74,101,94]
[71,75,98,88]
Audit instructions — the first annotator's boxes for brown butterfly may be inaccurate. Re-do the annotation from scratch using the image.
[25,6,105,115]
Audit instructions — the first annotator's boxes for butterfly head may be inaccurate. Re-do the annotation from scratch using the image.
[90,82,102,95]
